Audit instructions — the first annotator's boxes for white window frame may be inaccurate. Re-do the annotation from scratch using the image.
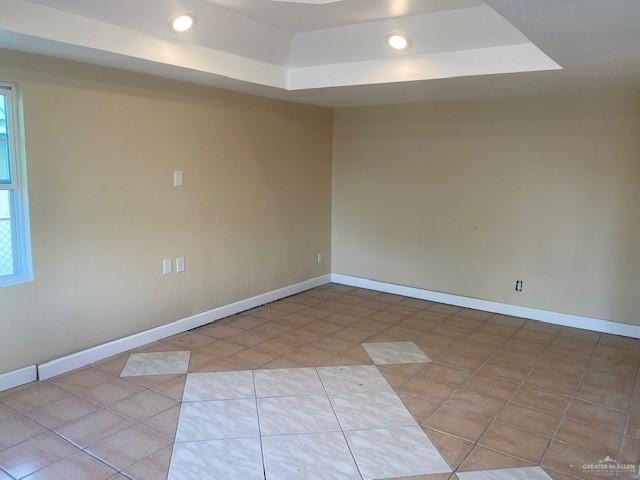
[0,82,32,287]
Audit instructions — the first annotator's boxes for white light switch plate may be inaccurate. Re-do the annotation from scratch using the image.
[162,259,173,275]
[173,170,183,186]
[176,257,185,273]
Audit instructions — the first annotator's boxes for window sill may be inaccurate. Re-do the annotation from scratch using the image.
[0,273,33,287]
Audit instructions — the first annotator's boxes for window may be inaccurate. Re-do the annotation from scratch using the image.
[0,83,32,286]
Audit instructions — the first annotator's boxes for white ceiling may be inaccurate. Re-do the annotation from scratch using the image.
[206,0,482,33]
[0,0,638,106]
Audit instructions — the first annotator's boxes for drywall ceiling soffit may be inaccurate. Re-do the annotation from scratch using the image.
[0,0,562,100]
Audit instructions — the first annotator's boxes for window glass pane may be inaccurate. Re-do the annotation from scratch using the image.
[0,93,11,185]
[0,190,13,276]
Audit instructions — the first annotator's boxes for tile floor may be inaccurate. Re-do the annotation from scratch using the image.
[0,283,638,479]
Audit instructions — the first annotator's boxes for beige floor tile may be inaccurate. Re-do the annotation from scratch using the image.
[370,310,409,324]
[465,332,508,346]
[87,426,169,470]
[423,405,491,442]
[166,333,216,349]
[619,435,640,465]
[110,390,177,422]
[0,383,70,413]
[510,385,570,416]
[24,452,115,480]
[0,415,45,450]
[555,418,622,457]
[525,369,581,396]
[522,321,561,334]
[141,405,180,440]
[0,432,78,479]
[310,336,355,353]
[478,421,550,463]
[541,468,581,480]
[543,440,605,480]
[558,326,600,342]
[50,369,114,394]
[512,330,556,345]
[575,382,632,411]
[476,360,530,383]
[475,324,519,338]
[186,351,220,371]
[377,364,424,388]
[253,338,300,355]
[486,315,526,328]
[458,446,532,471]
[443,391,504,418]
[150,376,186,401]
[564,398,628,432]
[229,314,272,329]
[449,342,496,359]
[549,336,597,355]
[492,350,539,369]
[397,393,439,424]
[192,359,244,373]
[628,413,640,439]
[430,325,470,341]
[197,323,244,339]
[497,403,561,437]
[429,304,461,316]
[460,376,518,402]
[423,428,473,470]
[81,378,145,406]
[398,376,456,403]
[25,394,98,428]
[418,364,472,386]
[92,355,129,376]
[125,374,183,389]
[0,404,16,423]
[283,346,333,366]
[535,351,589,376]
[227,330,271,347]
[124,446,172,480]
[55,409,133,447]
[258,357,307,370]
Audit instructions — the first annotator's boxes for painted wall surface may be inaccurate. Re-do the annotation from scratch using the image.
[0,50,333,374]
[332,92,640,326]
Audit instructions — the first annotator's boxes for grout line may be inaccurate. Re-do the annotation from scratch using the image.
[433,315,536,473]
[538,327,602,472]
[0,406,130,480]
[315,367,365,480]
[614,353,640,479]
[17,369,185,479]
[251,370,268,480]
[0,466,15,480]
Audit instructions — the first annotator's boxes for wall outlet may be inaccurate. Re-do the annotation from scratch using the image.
[162,259,173,275]
[317,253,322,264]
[515,280,524,292]
[176,257,185,273]
[173,170,183,187]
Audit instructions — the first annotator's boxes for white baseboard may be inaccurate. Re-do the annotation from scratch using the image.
[331,273,640,339]
[0,365,37,392]
[37,274,331,380]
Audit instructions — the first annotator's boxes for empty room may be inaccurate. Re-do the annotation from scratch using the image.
[0,1,639,479]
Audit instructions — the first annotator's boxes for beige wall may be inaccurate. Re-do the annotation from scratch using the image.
[333,91,640,326]
[3,49,640,375]
[0,50,333,374]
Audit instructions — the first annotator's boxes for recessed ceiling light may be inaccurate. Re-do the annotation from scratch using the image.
[172,14,194,33]
[387,34,409,50]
